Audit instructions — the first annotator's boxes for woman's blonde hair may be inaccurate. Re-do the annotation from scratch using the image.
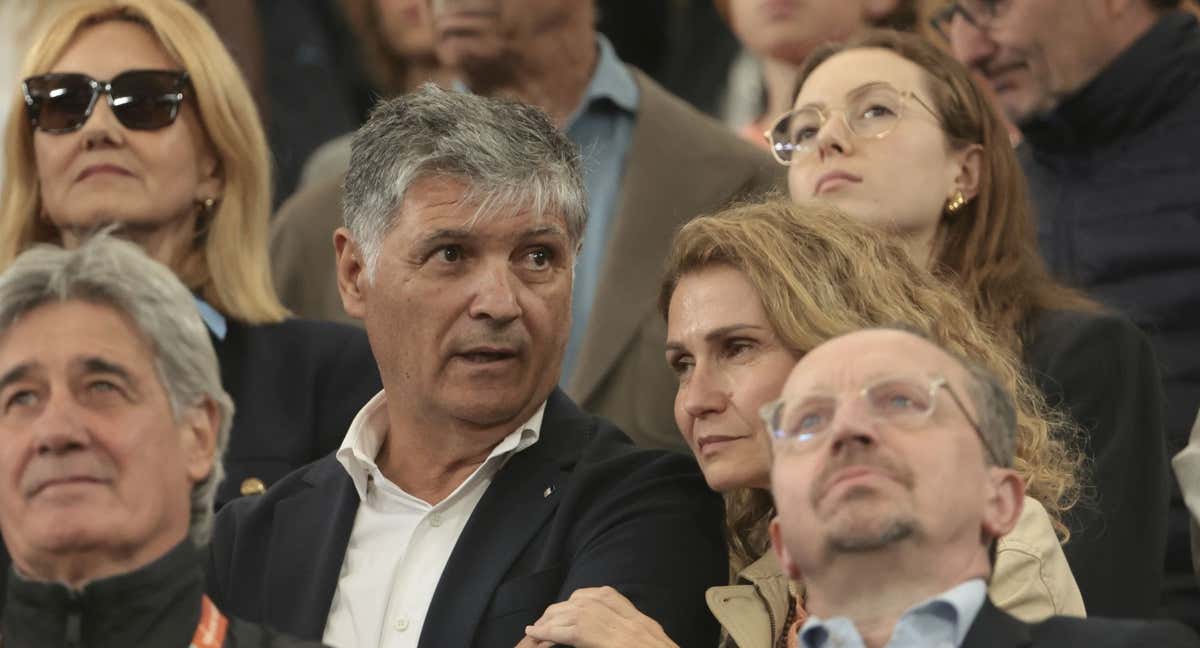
[660,198,1083,574]
[0,0,287,323]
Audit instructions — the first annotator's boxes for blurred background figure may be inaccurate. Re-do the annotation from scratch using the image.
[714,0,918,148]
[935,0,1200,624]
[771,30,1168,617]
[297,0,458,188]
[0,0,380,513]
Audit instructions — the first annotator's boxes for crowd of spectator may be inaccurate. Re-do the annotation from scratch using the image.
[0,1,1198,647]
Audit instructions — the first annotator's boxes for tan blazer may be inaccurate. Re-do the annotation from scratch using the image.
[561,70,783,450]
[1171,408,1200,578]
[707,496,1086,648]
[268,70,782,449]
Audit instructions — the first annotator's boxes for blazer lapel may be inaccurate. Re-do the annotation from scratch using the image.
[961,599,1033,648]
[262,458,360,640]
[566,69,771,402]
[418,390,589,648]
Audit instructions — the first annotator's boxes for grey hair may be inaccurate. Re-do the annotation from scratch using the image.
[342,83,587,274]
[878,323,1016,467]
[962,360,1017,468]
[0,234,233,546]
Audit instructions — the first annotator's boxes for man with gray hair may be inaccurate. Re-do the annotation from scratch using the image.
[207,86,726,648]
[0,236,325,647]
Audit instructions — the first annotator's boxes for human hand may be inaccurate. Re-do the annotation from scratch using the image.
[522,586,680,648]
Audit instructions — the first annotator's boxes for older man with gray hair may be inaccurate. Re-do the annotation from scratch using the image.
[207,85,726,648]
[0,236,325,647]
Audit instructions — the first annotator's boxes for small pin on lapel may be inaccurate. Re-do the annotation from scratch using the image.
[543,486,553,498]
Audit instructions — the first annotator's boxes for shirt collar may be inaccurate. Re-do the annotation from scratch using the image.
[563,34,639,127]
[799,578,987,648]
[336,391,545,502]
[193,296,227,341]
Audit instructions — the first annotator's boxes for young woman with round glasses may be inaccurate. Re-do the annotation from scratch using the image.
[0,0,380,509]
[519,200,1085,648]
[770,29,1166,617]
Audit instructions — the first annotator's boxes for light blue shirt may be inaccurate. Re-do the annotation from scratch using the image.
[799,579,987,648]
[193,296,227,341]
[558,35,639,385]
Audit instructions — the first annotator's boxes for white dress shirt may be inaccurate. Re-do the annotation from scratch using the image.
[321,391,544,648]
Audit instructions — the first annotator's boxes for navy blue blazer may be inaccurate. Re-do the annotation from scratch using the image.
[963,598,1199,647]
[212,317,381,507]
[205,389,727,648]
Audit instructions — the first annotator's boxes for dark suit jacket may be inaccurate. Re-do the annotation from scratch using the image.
[205,389,727,648]
[268,67,782,451]
[1024,309,1168,617]
[212,318,381,507]
[963,599,1199,647]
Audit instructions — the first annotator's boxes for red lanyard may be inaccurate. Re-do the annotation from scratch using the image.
[190,595,229,648]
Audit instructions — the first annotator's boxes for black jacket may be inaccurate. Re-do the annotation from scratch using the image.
[1,541,325,648]
[206,389,728,648]
[1024,309,1168,617]
[213,318,380,508]
[962,599,1198,648]
[1017,11,1200,614]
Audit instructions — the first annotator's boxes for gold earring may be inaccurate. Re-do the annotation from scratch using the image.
[945,190,967,215]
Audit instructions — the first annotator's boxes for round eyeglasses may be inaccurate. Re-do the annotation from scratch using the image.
[759,374,1004,466]
[763,83,940,166]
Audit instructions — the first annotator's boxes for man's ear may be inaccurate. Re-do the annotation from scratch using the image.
[951,143,984,203]
[181,398,220,485]
[334,227,368,320]
[768,516,803,580]
[981,467,1025,540]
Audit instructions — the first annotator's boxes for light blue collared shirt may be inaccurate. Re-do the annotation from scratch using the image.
[558,35,639,385]
[193,296,227,341]
[800,579,987,648]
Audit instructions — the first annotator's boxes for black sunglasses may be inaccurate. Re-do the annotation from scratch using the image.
[22,69,190,134]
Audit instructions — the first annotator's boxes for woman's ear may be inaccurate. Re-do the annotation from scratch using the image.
[951,143,984,202]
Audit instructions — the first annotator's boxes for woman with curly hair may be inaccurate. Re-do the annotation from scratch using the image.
[520,199,1084,648]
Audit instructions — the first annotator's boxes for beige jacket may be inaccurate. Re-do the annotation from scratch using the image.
[1170,408,1200,577]
[706,496,1085,648]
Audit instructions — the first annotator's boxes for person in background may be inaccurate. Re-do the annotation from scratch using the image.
[519,200,1084,648]
[714,0,917,148]
[769,327,1198,648]
[269,0,781,451]
[208,85,726,648]
[936,0,1200,622]
[771,29,1166,618]
[0,235,325,647]
[0,0,381,510]
[294,0,458,188]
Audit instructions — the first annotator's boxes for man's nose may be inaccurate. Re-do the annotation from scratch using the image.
[826,398,881,454]
[467,259,522,324]
[948,14,999,72]
[30,395,91,456]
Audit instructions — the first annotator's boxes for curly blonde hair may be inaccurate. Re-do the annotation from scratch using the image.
[660,198,1083,574]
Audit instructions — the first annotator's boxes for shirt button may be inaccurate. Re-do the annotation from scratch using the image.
[394,616,410,632]
[429,513,443,527]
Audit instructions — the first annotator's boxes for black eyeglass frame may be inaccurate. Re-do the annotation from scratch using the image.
[22,69,191,134]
